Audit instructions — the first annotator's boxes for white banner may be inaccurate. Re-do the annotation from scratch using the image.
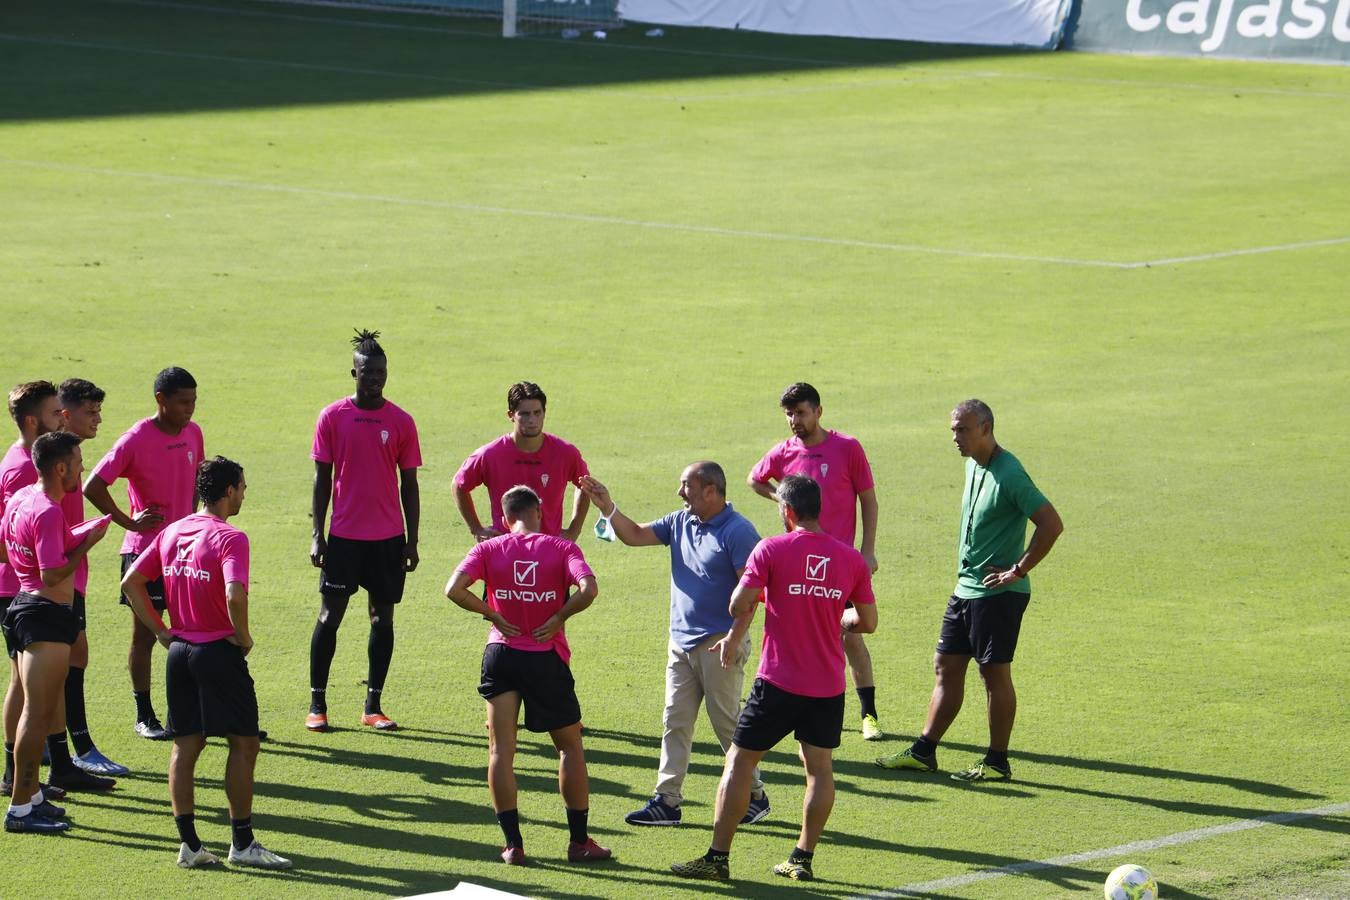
[617,0,1072,47]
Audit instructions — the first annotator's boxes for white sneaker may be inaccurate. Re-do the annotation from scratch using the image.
[177,843,220,868]
[228,840,293,869]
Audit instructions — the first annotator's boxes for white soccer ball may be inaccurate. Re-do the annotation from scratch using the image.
[1104,864,1158,900]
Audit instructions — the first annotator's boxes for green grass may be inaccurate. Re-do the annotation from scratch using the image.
[2,1,1348,896]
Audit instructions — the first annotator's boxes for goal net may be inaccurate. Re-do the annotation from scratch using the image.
[283,0,622,38]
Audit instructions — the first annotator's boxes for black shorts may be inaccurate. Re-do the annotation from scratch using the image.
[320,534,406,604]
[937,592,1030,665]
[121,553,167,612]
[72,591,86,632]
[2,593,79,658]
[478,643,581,733]
[165,638,259,738]
[733,678,845,751]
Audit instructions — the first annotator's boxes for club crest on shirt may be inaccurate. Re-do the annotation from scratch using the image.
[188,451,195,465]
[540,474,550,487]
[820,463,829,478]
[380,430,390,445]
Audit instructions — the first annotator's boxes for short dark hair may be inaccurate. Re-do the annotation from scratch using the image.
[779,382,821,409]
[953,399,994,431]
[688,461,727,496]
[351,328,385,358]
[507,382,546,413]
[9,381,58,426]
[32,431,81,475]
[197,456,244,505]
[154,367,197,397]
[501,485,541,520]
[776,474,821,521]
[58,378,105,409]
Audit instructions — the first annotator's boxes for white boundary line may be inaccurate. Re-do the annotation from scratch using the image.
[857,800,1350,898]
[1,158,1346,270]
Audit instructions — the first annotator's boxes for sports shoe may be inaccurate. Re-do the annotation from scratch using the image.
[741,791,770,825]
[773,858,814,881]
[49,767,116,791]
[74,748,130,777]
[4,779,67,801]
[134,717,170,741]
[625,794,681,826]
[874,747,937,772]
[951,760,1012,782]
[4,810,71,834]
[500,845,526,865]
[305,712,329,732]
[360,712,398,731]
[567,837,613,862]
[177,843,221,868]
[32,798,66,818]
[228,840,292,869]
[861,714,883,741]
[671,855,729,880]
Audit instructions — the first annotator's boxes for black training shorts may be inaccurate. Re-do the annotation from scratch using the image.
[2,593,79,657]
[320,534,407,604]
[478,643,581,733]
[733,677,845,751]
[72,590,86,632]
[120,553,167,612]
[165,637,259,738]
[937,592,1030,665]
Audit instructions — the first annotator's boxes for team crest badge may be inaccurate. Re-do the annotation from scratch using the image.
[541,474,550,487]
[380,430,390,445]
[188,451,195,465]
[820,463,829,478]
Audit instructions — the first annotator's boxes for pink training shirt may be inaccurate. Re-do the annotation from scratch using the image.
[91,418,205,556]
[738,529,876,698]
[61,485,90,595]
[750,430,875,547]
[312,397,421,542]
[454,434,588,537]
[2,484,78,597]
[0,441,38,596]
[131,512,249,644]
[454,531,594,663]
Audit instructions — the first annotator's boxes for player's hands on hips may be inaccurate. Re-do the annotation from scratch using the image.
[226,634,254,657]
[404,542,419,572]
[310,534,326,568]
[863,549,879,574]
[489,612,521,638]
[575,476,616,516]
[981,565,1021,589]
[154,629,174,650]
[472,526,504,543]
[531,613,564,643]
[129,505,165,532]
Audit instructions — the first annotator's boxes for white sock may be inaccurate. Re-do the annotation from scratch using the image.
[9,801,32,817]
[31,789,44,806]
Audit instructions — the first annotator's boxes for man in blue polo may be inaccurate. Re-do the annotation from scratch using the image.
[579,463,769,827]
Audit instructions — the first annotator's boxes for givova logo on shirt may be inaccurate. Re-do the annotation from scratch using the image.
[166,535,211,581]
[493,559,557,603]
[788,554,843,599]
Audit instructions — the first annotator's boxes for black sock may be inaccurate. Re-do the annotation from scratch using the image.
[497,808,523,849]
[309,688,327,715]
[66,666,95,756]
[47,732,74,774]
[309,619,339,702]
[231,817,255,851]
[134,690,155,723]
[856,686,877,719]
[175,813,202,851]
[704,847,730,864]
[789,846,814,864]
[566,807,589,845]
[3,741,13,783]
[366,620,394,713]
[913,735,938,758]
[984,749,1009,770]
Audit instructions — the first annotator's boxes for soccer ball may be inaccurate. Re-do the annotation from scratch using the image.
[1104,864,1158,900]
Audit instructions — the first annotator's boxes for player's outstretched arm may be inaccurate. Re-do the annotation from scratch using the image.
[310,461,334,567]
[84,473,163,533]
[121,568,173,649]
[576,476,661,546]
[445,571,520,636]
[400,467,419,572]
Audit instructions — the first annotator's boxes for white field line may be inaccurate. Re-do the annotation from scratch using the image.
[2,159,1346,270]
[0,158,1126,268]
[858,800,1350,899]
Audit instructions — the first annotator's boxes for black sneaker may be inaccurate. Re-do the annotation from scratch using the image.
[48,767,116,792]
[134,717,170,741]
[4,811,71,834]
[3,779,67,800]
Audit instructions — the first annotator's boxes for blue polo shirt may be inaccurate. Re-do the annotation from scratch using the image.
[650,503,761,650]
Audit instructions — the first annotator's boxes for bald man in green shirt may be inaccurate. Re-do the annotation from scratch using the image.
[876,399,1062,782]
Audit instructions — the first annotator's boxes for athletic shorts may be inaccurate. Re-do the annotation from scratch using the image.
[478,643,581,733]
[937,592,1030,665]
[72,591,86,632]
[165,638,259,738]
[733,677,845,751]
[320,534,406,604]
[2,592,79,657]
[120,553,167,612]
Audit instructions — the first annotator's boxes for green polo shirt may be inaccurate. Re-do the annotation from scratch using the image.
[955,448,1049,600]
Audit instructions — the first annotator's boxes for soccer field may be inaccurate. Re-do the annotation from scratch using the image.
[2,0,1348,896]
